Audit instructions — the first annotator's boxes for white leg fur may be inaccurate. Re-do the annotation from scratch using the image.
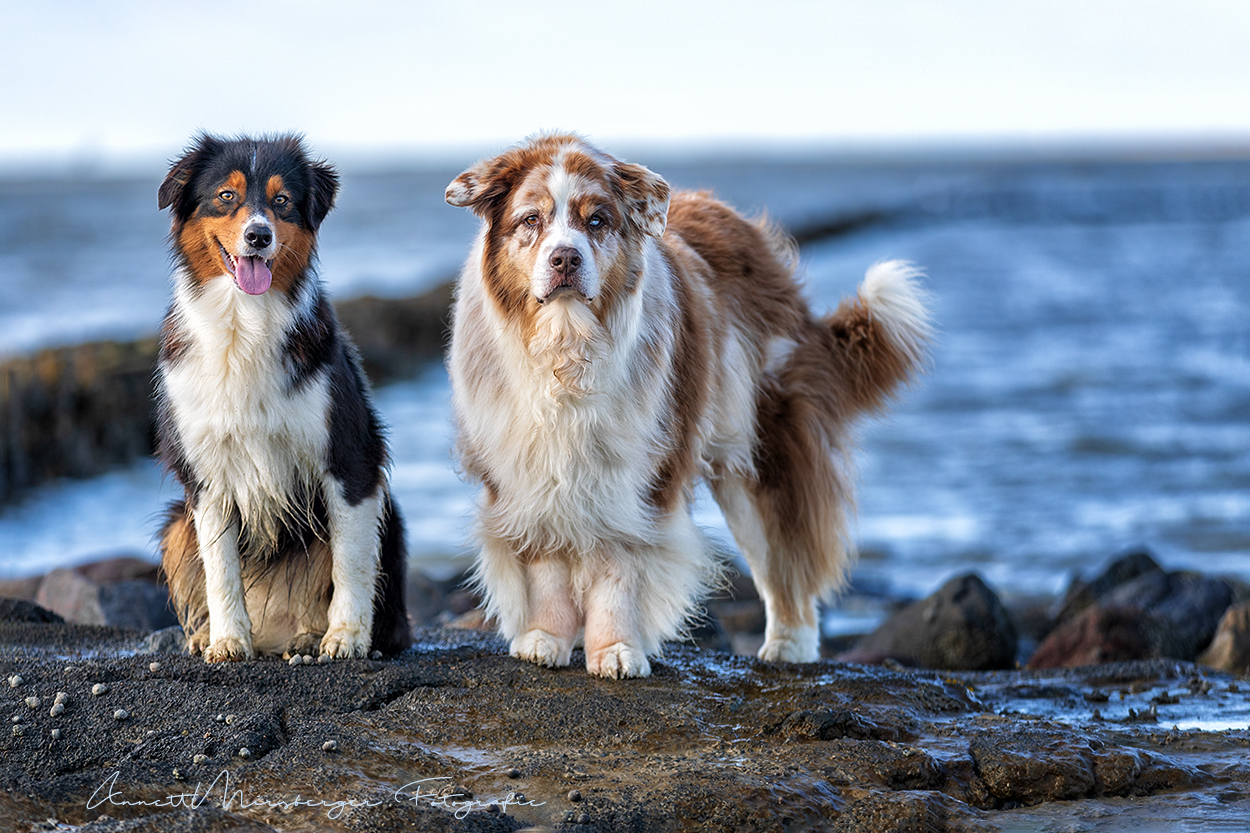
[511,557,579,668]
[319,483,385,659]
[583,552,650,679]
[712,476,821,664]
[194,502,255,662]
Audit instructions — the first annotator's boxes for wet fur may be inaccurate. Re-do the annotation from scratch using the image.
[446,134,931,677]
[156,133,409,662]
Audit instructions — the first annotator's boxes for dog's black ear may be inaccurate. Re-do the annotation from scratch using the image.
[159,134,221,221]
[446,156,517,218]
[305,159,339,232]
[613,161,670,238]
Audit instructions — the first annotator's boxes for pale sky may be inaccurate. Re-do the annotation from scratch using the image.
[3,0,1250,169]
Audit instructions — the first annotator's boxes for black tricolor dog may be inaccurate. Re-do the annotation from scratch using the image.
[156,133,408,662]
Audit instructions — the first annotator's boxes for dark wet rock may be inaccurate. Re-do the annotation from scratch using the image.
[1029,606,1154,669]
[970,728,1097,805]
[0,597,64,623]
[1031,572,1233,668]
[1199,602,1250,674]
[1052,547,1163,623]
[0,623,1239,832]
[843,573,1017,670]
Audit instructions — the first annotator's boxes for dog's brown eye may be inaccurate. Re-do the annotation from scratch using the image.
[218,190,235,202]
[273,195,289,206]
[524,215,540,227]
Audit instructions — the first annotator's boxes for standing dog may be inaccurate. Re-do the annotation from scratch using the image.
[156,134,408,662]
[445,133,930,678]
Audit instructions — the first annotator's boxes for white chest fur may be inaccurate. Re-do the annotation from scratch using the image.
[162,276,330,544]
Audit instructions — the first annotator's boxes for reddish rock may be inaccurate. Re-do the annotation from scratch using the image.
[1028,606,1153,669]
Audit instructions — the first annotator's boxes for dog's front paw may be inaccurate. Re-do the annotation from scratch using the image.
[319,627,370,660]
[510,629,573,668]
[586,642,650,679]
[284,632,323,659]
[203,635,254,663]
[758,625,820,664]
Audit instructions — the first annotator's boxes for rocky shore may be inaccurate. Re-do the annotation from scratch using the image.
[3,548,1250,832]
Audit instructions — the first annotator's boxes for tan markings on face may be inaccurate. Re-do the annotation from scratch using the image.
[266,175,285,201]
[178,170,251,284]
[270,220,314,294]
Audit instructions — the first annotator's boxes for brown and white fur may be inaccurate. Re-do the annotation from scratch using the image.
[155,134,409,662]
[446,133,930,678]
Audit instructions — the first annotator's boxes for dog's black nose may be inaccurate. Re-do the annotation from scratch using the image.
[244,224,273,250]
[549,247,582,275]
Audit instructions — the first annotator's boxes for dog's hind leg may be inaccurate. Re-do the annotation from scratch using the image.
[192,501,255,662]
[712,460,849,664]
[320,483,384,659]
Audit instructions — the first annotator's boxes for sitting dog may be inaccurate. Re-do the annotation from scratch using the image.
[156,133,408,662]
[445,133,931,678]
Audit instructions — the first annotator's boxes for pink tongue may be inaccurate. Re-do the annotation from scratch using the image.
[236,256,273,295]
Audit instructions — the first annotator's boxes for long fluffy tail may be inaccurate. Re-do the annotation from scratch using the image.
[819,259,932,416]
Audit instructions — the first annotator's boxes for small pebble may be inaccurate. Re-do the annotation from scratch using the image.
[25,696,40,709]
[225,714,235,725]
[51,729,62,740]
[172,768,185,781]
[50,703,65,718]
[149,662,161,673]
[54,692,67,705]
[238,747,252,760]
[7,674,22,687]
[11,715,22,724]
[302,655,313,665]
[576,812,590,824]
[193,754,208,765]
[318,654,331,664]
[486,804,500,814]
[113,709,129,721]
[506,767,521,779]
[568,789,582,802]
[214,714,225,723]
[12,724,24,736]
[322,740,338,752]
[91,683,109,697]
[146,730,157,737]
[288,655,304,667]
[370,650,382,660]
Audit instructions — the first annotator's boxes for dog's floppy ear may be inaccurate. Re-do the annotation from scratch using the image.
[159,134,222,223]
[305,159,339,232]
[613,162,670,238]
[446,155,518,218]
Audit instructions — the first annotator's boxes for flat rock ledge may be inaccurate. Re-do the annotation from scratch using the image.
[2,623,1248,833]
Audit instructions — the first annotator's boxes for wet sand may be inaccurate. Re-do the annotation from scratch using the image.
[2,621,1248,832]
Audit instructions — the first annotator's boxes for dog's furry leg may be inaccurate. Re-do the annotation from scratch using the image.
[583,549,650,679]
[510,555,579,668]
[320,484,384,659]
[193,502,255,662]
[712,475,823,663]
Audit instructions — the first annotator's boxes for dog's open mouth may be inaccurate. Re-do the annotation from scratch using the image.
[218,241,274,295]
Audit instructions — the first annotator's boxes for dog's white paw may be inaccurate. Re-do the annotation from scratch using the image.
[758,625,820,664]
[319,627,370,659]
[203,635,254,663]
[511,629,573,668]
[586,642,651,679]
